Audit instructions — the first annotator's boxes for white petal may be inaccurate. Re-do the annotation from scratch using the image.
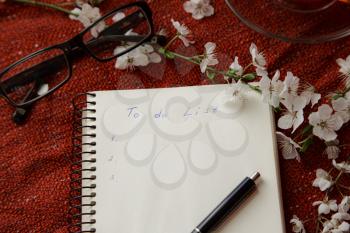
[328,114,343,131]
[115,55,128,70]
[338,222,350,231]
[139,44,154,53]
[316,168,329,178]
[256,67,268,77]
[311,93,321,107]
[200,59,209,73]
[318,203,331,215]
[229,56,243,76]
[205,42,216,54]
[271,70,281,82]
[179,36,190,47]
[292,110,304,133]
[192,9,205,20]
[314,126,337,141]
[325,145,340,159]
[278,114,294,130]
[309,112,321,126]
[332,98,347,112]
[133,53,150,67]
[203,5,214,17]
[293,96,307,111]
[313,201,323,206]
[249,43,257,56]
[328,200,338,212]
[318,179,332,191]
[318,104,333,121]
[69,8,81,20]
[37,83,49,96]
[183,1,195,13]
[270,94,281,108]
[148,52,162,63]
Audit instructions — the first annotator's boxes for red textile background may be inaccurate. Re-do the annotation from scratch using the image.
[0,0,349,232]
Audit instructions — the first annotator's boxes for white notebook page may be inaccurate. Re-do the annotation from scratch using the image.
[82,84,285,233]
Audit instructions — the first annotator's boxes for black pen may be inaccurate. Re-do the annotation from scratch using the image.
[191,172,261,233]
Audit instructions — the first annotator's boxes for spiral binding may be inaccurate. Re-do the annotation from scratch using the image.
[68,93,97,233]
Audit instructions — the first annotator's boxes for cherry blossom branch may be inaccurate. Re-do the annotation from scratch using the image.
[12,0,78,16]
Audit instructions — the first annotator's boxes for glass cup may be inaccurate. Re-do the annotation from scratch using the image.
[275,0,338,12]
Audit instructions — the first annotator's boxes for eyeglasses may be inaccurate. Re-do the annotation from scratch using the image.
[0,1,165,124]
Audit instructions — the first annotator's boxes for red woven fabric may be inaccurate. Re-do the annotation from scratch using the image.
[0,0,349,232]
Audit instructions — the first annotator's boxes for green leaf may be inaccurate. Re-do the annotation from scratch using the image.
[226,69,236,77]
[273,107,281,113]
[164,51,175,59]
[301,137,313,153]
[206,71,216,80]
[242,73,256,81]
[302,125,313,136]
[158,47,166,54]
[332,93,343,100]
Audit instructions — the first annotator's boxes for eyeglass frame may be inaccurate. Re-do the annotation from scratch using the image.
[0,1,159,110]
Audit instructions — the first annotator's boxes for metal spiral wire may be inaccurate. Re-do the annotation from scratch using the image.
[68,93,97,233]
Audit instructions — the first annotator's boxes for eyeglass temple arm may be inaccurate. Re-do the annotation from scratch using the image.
[1,10,149,94]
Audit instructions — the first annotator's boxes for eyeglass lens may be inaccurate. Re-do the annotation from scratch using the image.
[1,48,69,105]
[83,5,151,60]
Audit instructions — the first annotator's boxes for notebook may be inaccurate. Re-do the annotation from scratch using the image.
[69,84,285,233]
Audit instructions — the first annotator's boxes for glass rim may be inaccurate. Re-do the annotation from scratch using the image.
[225,0,350,44]
[80,3,154,61]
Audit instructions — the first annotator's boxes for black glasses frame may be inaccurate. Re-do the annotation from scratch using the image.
[0,1,156,110]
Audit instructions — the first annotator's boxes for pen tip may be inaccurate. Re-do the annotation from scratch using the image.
[250,172,260,182]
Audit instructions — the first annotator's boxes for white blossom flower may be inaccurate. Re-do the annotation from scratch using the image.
[114,48,149,70]
[332,93,350,124]
[334,222,350,233]
[259,70,284,108]
[313,199,338,215]
[171,19,194,47]
[338,196,350,213]
[229,56,243,76]
[332,160,350,173]
[332,212,350,221]
[313,168,333,191]
[322,213,350,233]
[336,55,350,80]
[69,4,105,38]
[276,132,301,161]
[249,43,266,69]
[222,80,249,108]
[278,95,307,132]
[322,218,350,233]
[183,0,214,20]
[301,85,321,107]
[290,215,306,233]
[200,42,219,73]
[281,72,300,99]
[308,104,343,141]
[324,140,341,160]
